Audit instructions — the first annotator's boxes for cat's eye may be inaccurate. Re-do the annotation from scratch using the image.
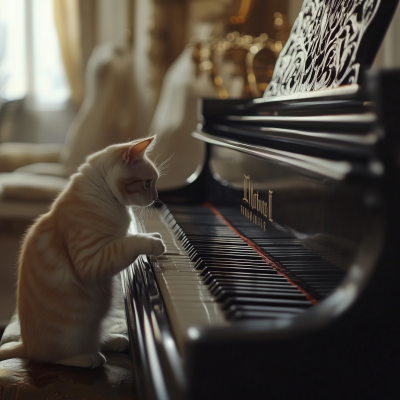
[145,180,151,189]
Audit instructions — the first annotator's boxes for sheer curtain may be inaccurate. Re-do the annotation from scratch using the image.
[0,0,71,107]
[53,0,83,105]
[0,0,27,101]
[53,0,97,106]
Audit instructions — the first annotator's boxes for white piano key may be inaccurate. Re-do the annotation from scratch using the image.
[144,209,228,352]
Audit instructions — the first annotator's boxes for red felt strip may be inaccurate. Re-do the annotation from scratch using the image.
[204,202,318,306]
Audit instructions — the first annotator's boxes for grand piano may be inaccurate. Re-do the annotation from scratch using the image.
[121,1,400,399]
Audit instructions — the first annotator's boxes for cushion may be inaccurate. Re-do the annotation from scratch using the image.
[0,173,67,202]
[14,162,67,177]
[0,143,62,173]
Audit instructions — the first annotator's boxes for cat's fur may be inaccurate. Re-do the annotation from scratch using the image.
[0,137,165,368]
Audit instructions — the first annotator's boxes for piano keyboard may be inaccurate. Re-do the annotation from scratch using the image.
[215,206,347,299]
[144,208,228,351]
[143,204,346,351]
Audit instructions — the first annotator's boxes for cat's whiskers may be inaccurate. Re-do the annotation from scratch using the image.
[157,163,171,174]
[153,154,160,165]
[154,154,173,178]
[133,205,148,228]
[137,203,158,228]
[147,204,157,218]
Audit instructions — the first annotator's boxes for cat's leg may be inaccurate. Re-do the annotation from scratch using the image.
[147,232,162,239]
[74,233,166,281]
[100,334,129,352]
[134,233,165,255]
[54,352,106,368]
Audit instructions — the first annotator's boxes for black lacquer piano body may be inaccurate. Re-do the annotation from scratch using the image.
[122,1,400,399]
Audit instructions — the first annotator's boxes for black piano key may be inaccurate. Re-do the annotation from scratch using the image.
[208,279,295,292]
[267,253,318,257]
[193,257,268,267]
[190,250,262,261]
[271,256,331,261]
[190,252,263,262]
[297,274,344,279]
[256,240,302,245]
[276,260,335,264]
[226,304,305,317]
[190,253,261,262]
[260,244,304,249]
[199,266,278,277]
[194,258,270,270]
[283,265,339,269]
[310,282,340,286]
[267,251,325,255]
[211,282,300,292]
[188,244,257,251]
[181,235,245,243]
[229,311,301,320]
[186,242,247,249]
[281,269,345,275]
[203,272,288,285]
[209,282,299,293]
[180,228,236,235]
[173,219,225,226]
[188,244,253,250]
[221,297,312,310]
[215,289,307,302]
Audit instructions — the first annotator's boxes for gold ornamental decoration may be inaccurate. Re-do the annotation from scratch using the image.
[192,12,290,98]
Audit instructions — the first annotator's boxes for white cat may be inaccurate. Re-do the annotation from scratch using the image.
[0,137,165,368]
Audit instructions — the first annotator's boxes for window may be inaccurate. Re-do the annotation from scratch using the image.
[0,0,70,107]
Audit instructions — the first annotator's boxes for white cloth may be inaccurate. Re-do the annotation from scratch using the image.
[149,47,217,190]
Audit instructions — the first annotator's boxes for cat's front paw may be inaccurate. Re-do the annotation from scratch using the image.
[150,236,166,256]
[137,233,166,256]
[101,334,129,352]
[148,232,162,239]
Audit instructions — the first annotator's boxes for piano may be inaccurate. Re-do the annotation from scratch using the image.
[121,1,400,399]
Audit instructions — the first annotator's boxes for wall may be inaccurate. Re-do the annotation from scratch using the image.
[287,0,303,25]
[96,0,129,45]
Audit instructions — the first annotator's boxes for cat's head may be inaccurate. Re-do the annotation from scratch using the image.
[87,137,159,207]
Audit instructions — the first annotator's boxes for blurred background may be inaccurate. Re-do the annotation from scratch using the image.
[1,0,399,152]
[0,0,399,334]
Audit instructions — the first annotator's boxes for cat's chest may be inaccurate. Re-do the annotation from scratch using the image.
[107,208,131,237]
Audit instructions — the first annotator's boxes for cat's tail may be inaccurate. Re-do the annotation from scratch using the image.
[0,342,25,360]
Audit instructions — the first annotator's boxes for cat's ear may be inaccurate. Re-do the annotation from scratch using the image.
[124,136,156,164]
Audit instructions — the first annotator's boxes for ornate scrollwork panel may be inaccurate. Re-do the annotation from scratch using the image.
[264,0,381,97]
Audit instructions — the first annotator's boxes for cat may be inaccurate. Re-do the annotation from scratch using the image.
[0,136,166,368]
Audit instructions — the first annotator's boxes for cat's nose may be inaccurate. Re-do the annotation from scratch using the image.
[153,191,158,200]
